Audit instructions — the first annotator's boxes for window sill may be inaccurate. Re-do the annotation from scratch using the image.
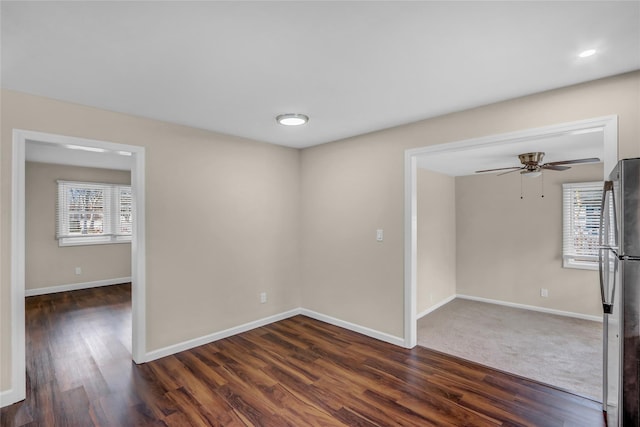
[58,236,132,247]
[563,258,598,271]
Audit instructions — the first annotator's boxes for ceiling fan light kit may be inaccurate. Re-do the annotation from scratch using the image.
[521,170,542,178]
[474,151,601,199]
[475,152,601,177]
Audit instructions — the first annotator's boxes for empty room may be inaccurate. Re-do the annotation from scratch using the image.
[1,1,639,426]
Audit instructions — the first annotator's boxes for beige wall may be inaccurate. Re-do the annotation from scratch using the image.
[300,139,406,335]
[25,162,132,290]
[456,163,604,316]
[417,169,456,314]
[300,71,639,339]
[2,71,639,395]
[1,90,301,392]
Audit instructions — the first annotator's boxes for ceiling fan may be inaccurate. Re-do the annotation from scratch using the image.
[475,152,601,177]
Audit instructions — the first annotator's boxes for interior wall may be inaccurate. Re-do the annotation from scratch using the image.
[2,71,638,395]
[416,168,456,315]
[456,163,604,316]
[300,138,405,336]
[1,89,302,392]
[300,71,639,340]
[25,162,132,291]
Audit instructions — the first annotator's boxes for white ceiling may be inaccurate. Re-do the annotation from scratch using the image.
[2,1,639,150]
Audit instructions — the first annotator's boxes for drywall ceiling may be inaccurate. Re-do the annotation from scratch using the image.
[2,1,639,148]
[416,129,604,177]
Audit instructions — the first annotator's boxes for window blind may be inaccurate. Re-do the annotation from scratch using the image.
[117,186,133,236]
[57,181,112,238]
[562,181,604,267]
[57,180,132,245]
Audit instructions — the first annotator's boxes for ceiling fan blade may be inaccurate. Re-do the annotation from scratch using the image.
[542,165,571,171]
[497,168,525,176]
[475,166,522,174]
[544,157,601,166]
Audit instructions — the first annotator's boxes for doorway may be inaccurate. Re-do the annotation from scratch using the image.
[403,116,617,397]
[404,115,618,348]
[7,129,146,406]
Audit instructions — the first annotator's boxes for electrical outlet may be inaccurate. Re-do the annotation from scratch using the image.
[260,292,267,304]
[75,267,82,275]
[540,288,549,298]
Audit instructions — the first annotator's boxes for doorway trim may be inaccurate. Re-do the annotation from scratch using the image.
[403,115,618,348]
[5,129,146,406]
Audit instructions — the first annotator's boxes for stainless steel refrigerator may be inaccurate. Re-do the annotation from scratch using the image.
[600,158,640,426]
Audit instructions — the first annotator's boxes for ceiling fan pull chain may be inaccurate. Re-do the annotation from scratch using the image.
[520,174,524,199]
[541,171,545,198]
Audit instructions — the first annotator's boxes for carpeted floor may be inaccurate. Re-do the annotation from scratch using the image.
[417,298,602,400]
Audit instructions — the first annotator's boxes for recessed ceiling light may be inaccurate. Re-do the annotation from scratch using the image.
[276,113,309,126]
[578,49,597,58]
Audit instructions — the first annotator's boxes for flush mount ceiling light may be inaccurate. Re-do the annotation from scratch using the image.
[578,48,597,58]
[276,113,309,126]
[522,170,542,178]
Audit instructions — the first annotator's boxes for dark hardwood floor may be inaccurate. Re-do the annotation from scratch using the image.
[1,284,605,426]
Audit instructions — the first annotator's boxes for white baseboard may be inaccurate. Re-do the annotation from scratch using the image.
[456,294,602,322]
[0,388,22,408]
[300,308,405,347]
[416,294,456,320]
[144,308,303,362]
[25,277,132,297]
[144,307,405,363]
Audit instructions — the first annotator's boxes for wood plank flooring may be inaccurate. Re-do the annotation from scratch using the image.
[1,284,606,426]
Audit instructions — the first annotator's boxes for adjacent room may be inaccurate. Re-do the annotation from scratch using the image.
[414,128,606,399]
[1,1,639,425]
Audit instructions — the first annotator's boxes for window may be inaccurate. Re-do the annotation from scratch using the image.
[562,181,604,270]
[57,180,132,246]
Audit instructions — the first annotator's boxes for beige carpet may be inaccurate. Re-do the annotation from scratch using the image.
[417,298,602,400]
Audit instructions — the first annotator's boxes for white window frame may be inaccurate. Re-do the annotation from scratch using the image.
[57,180,132,247]
[562,181,603,270]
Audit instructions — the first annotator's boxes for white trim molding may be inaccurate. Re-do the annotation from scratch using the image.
[404,115,617,350]
[144,307,406,363]
[0,388,21,409]
[416,294,456,320]
[403,151,418,348]
[6,129,146,408]
[300,309,406,347]
[8,132,27,406]
[24,277,132,297]
[456,294,602,323]
[145,309,302,362]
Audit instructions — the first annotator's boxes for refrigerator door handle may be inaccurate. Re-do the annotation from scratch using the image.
[599,247,607,312]
[600,181,617,248]
[599,245,606,310]
[600,181,617,312]
[599,248,614,314]
[603,312,609,413]
[599,181,618,414]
